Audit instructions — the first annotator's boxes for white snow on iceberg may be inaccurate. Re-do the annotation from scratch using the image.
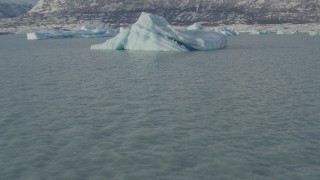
[27,26,118,40]
[91,12,227,52]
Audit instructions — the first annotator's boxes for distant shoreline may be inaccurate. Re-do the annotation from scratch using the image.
[1,23,320,34]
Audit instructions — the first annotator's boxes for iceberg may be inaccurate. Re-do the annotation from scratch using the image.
[308,31,319,36]
[276,29,297,35]
[27,26,118,40]
[214,27,239,36]
[91,12,227,52]
[249,30,261,35]
[187,24,239,36]
[186,23,204,30]
[249,30,271,35]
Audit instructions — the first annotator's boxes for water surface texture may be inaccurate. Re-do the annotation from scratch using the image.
[1,34,320,179]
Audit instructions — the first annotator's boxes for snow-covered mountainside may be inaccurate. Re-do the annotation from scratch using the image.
[0,3,33,19]
[0,0,38,4]
[28,0,320,24]
[1,0,320,32]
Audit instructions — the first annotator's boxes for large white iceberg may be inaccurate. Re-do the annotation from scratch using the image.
[91,12,227,52]
[27,26,118,40]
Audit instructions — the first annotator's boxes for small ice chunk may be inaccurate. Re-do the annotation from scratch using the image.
[26,32,40,40]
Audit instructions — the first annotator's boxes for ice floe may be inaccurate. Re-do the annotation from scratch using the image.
[249,30,271,35]
[276,29,297,35]
[186,23,204,30]
[27,26,118,40]
[214,27,239,36]
[308,31,319,36]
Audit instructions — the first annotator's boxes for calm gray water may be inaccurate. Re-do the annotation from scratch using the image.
[0,34,320,180]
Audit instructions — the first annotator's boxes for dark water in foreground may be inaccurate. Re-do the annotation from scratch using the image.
[0,34,320,179]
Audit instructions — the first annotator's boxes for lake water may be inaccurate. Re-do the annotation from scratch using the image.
[0,34,320,180]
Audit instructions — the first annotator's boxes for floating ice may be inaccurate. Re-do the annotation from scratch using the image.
[91,12,227,52]
[186,23,204,30]
[249,30,260,35]
[276,29,297,35]
[188,24,239,36]
[214,27,239,36]
[80,25,97,31]
[249,30,271,35]
[27,26,118,40]
[308,31,319,36]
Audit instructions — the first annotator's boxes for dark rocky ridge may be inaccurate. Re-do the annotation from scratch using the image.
[0,3,33,19]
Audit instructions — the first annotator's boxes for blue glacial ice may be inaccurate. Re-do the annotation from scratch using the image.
[27,26,118,40]
[91,12,227,52]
